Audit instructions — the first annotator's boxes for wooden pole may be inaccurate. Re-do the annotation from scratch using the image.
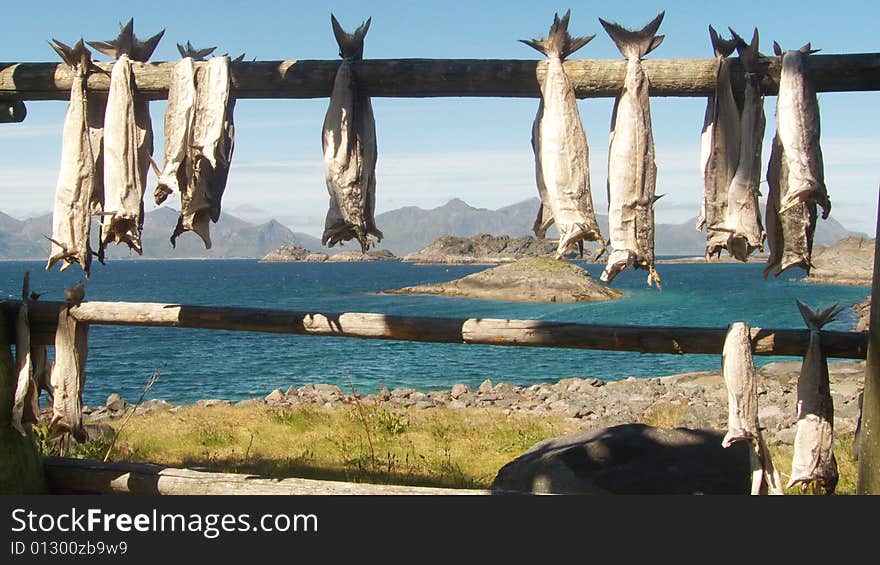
[2,53,879,101]
[0,309,47,494]
[858,192,880,493]
[44,456,489,495]
[0,98,26,123]
[7,300,867,359]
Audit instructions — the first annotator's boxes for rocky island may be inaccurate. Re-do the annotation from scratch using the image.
[804,236,874,286]
[260,245,399,263]
[385,257,621,302]
[402,234,581,264]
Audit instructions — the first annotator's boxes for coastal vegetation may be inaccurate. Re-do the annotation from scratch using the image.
[38,399,860,493]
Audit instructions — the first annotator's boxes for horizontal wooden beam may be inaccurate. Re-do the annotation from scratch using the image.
[43,456,489,495]
[2,53,879,101]
[0,98,26,122]
[5,300,867,359]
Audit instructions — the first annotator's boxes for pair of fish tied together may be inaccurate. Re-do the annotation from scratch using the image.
[764,43,831,278]
[154,42,238,250]
[523,11,665,289]
[46,20,163,277]
[697,27,766,262]
[12,276,88,444]
[322,15,383,253]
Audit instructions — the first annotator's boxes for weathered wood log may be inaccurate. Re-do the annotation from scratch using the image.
[3,300,867,359]
[43,456,489,495]
[0,98,26,122]
[858,192,880,494]
[2,53,878,101]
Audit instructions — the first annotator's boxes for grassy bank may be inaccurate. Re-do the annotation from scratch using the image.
[41,401,859,494]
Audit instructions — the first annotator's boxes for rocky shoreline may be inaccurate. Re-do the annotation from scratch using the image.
[85,360,865,449]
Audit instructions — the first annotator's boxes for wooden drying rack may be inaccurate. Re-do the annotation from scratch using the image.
[0,51,879,494]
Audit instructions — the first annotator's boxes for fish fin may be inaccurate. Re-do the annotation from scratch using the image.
[599,11,664,59]
[799,42,821,55]
[653,193,665,203]
[133,28,165,62]
[50,38,95,71]
[331,14,371,60]
[520,10,595,60]
[773,41,783,57]
[731,28,767,74]
[796,300,845,330]
[232,53,247,63]
[178,42,216,61]
[708,26,736,58]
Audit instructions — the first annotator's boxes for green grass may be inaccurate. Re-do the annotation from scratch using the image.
[40,401,863,494]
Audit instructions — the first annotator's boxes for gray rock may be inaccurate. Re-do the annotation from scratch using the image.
[391,388,416,399]
[196,399,232,408]
[285,385,298,397]
[491,424,751,495]
[106,393,126,412]
[450,384,470,399]
[478,379,494,393]
[265,389,285,403]
[85,423,115,442]
[376,385,391,401]
[235,398,266,408]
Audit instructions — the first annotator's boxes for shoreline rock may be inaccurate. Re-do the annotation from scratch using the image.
[327,249,400,262]
[384,257,621,302]
[260,244,328,263]
[84,360,865,449]
[402,234,581,264]
[804,236,874,286]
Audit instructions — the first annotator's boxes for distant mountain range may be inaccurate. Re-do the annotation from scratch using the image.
[372,197,867,256]
[0,207,322,260]
[0,199,867,260]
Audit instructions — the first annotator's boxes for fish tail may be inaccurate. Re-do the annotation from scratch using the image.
[730,27,765,73]
[708,26,736,58]
[796,300,845,330]
[331,14,371,60]
[599,11,665,59]
[520,10,595,60]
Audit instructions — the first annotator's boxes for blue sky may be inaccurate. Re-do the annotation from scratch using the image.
[1,0,878,236]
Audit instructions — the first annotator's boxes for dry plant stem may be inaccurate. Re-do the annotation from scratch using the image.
[103,364,163,462]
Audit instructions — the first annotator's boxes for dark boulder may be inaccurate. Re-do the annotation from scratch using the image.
[491,423,751,494]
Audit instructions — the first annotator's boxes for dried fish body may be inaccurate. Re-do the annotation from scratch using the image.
[322,15,383,252]
[724,30,766,261]
[46,40,104,276]
[154,57,197,205]
[100,53,151,254]
[88,20,163,255]
[724,72,766,260]
[774,43,830,218]
[12,276,38,436]
[764,135,817,277]
[599,13,664,287]
[700,28,740,260]
[49,306,89,443]
[721,322,783,495]
[522,11,602,258]
[788,301,842,493]
[171,56,235,249]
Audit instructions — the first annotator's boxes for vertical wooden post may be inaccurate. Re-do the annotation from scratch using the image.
[858,191,880,493]
[0,309,47,494]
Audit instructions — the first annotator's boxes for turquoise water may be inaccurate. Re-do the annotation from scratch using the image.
[0,259,869,405]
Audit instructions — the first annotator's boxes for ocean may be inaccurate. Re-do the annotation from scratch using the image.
[0,259,870,406]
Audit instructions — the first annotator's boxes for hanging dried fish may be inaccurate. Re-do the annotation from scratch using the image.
[322,14,383,252]
[49,285,90,443]
[774,43,830,217]
[764,42,828,277]
[12,274,39,436]
[724,29,766,261]
[88,19,164,255]
[171,54,236,248]
[153,43,208,206]
[788,301,842,494]
[521,10,603,259]
[45,39,106,277]
[698,27,740,260]
[599,12,664,288]
[764,135,818,277]
[721,322,784,495]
